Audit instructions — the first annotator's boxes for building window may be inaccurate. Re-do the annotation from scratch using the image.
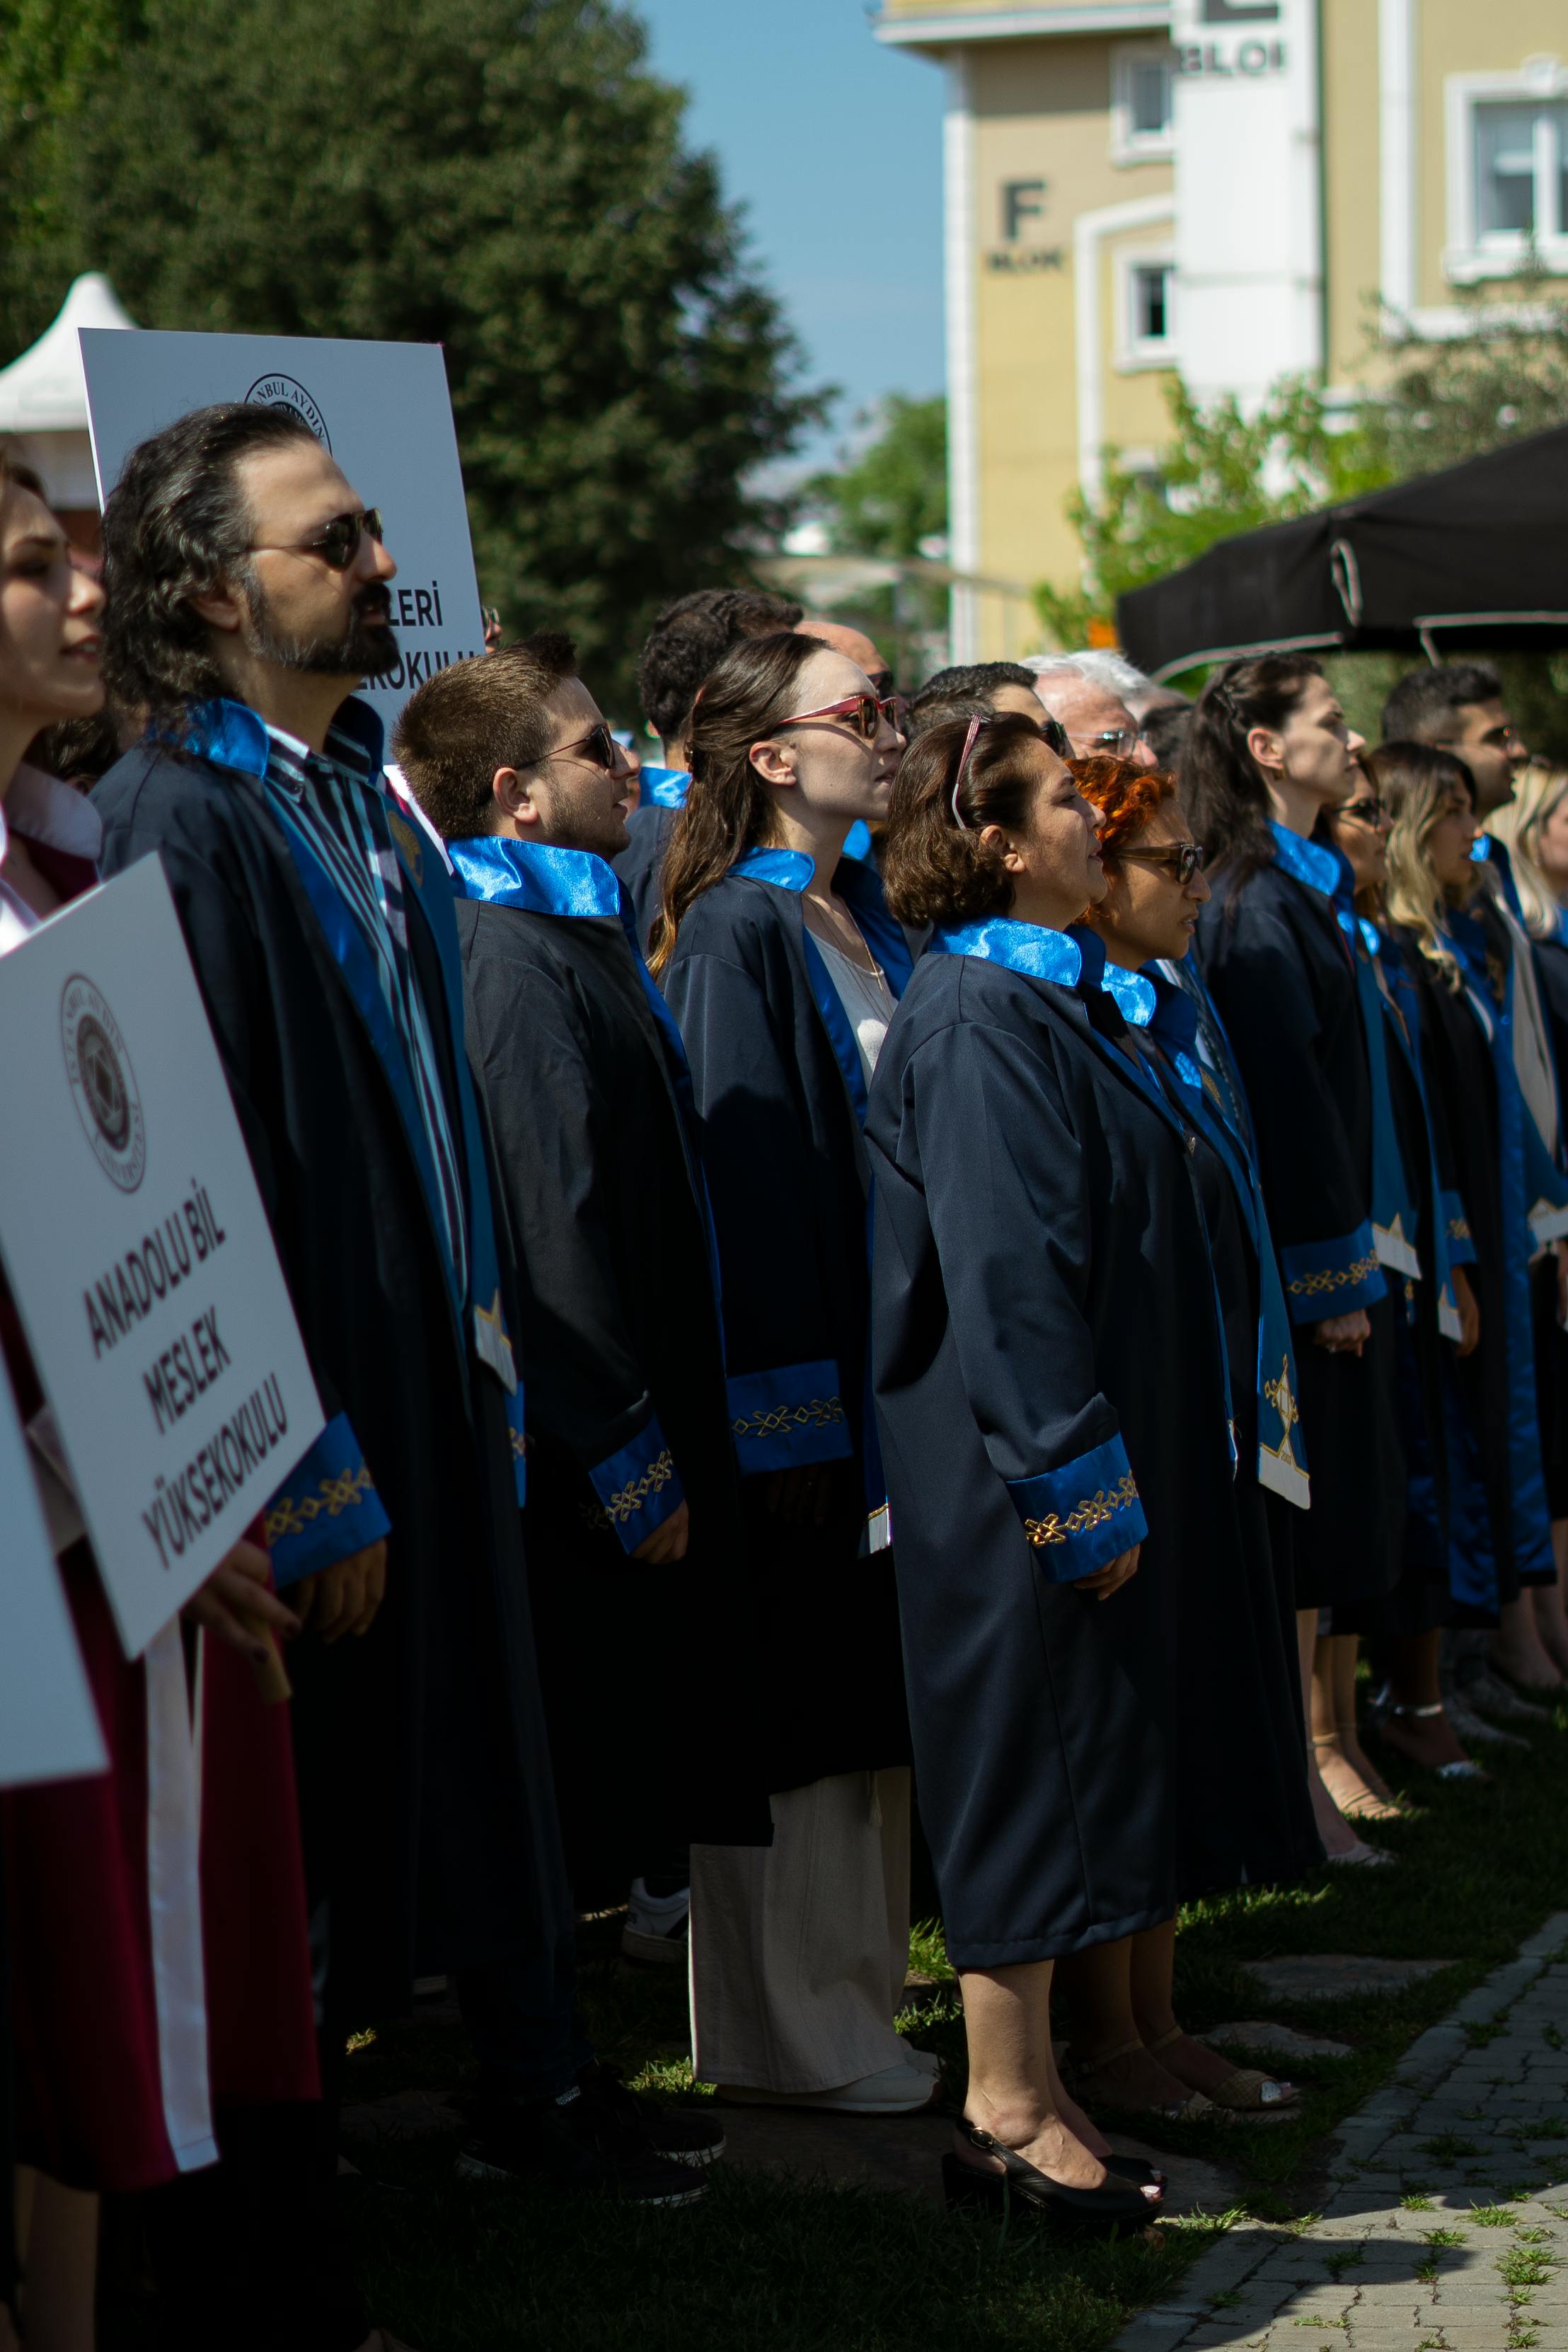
[1133,264,1172,343]
[1117,250,1177,369]
[1112,45,1175,164]
[1446,65,1568,283]
[1474,100,1567,238]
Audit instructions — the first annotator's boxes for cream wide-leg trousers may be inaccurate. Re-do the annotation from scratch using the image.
[688,1765,912,2094]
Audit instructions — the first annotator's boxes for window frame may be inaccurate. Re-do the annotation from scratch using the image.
[1110,41,1176,166]
[1445,62,1568,285]
[1114,244,1178,370]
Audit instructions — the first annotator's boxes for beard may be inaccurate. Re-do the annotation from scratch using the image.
[546,796,630,861]
[242,577,400,679]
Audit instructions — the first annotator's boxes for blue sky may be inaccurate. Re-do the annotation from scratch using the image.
[633,0,947,472]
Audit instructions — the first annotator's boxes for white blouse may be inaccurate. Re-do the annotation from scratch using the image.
[811,930,898,1090]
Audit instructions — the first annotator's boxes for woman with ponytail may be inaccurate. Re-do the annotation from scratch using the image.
[655,631,930,2116]
[1190,656,1407,1864]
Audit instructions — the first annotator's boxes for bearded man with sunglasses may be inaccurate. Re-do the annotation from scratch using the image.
[91,409,684,2331]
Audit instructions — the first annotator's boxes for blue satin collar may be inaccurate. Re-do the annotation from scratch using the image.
[733,846,814,891]
[926,916,1156,1020]
[1269,819,1350,901]
[640,765,690,809]
[180,693,386,782]
[929,918,1083,983]
[447,835,623,918]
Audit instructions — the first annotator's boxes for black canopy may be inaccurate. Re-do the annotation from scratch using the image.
[1117,423,1568,681]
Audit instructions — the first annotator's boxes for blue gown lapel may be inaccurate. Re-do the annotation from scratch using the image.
[1148,972,1310,1506]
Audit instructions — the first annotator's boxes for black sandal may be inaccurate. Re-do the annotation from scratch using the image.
[942,2126,1156,2232]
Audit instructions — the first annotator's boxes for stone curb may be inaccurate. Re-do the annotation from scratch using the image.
[1105,1912,1568,2352]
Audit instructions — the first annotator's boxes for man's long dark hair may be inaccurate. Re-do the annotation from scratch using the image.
[101,403,321,739]
[1185,652,1325,889]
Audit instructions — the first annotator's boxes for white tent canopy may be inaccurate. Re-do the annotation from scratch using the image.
[0,274,137,507]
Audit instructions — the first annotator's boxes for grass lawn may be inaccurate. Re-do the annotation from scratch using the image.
[104,1697,1568,2350]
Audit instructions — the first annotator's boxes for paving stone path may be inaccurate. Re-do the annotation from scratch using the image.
[1114,1912,1568,2352]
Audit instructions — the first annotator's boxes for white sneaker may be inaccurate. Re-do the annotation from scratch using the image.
[621,1878,690,1965]
[717,2060,940,2115]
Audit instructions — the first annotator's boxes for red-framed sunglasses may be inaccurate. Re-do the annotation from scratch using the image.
[773,692,900,742]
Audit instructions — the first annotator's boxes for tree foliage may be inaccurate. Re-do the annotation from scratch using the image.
[804,394,946,560]
[0,0,826,704]
[1039,276,1568,647]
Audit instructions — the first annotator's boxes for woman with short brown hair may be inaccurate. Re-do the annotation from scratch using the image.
[867,714,1259,2219]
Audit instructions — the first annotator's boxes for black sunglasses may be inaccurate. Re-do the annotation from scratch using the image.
[550,722,619,773]
[252,508,384,572]
[1337,795,1388,825]
[1036,713,1073,761]
[1117,840,1206,884]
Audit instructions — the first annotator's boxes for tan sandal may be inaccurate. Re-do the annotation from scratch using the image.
[1063,2034,1217,2123]
[1146,2026,1299,2117]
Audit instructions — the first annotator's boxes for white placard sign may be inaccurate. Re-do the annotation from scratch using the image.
[79,325,485,734]
[0,1376,106,1788]
[0,858,325,1656]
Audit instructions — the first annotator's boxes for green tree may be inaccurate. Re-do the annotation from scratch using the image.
[1365,271,1568,482]
[1,0,825,706]
[804,393,946,559]
[0,0,137,340]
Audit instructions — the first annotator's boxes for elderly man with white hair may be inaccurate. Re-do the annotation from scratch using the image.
[1026,650,1185,768]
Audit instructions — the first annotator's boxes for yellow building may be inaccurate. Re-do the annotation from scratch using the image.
[873,0,1568,657]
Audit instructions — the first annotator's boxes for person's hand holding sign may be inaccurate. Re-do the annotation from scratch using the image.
[183,1537,300,1659]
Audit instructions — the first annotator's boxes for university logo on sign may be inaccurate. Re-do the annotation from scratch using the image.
[244,372,331,451]
[60,972,146,1194]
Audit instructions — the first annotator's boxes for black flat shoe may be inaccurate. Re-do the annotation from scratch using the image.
[942,2129,1155,2233]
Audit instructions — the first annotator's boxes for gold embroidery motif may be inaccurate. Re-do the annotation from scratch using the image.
[1286,1247,1378,1298]
[1447,1216,1472,1243]
[1024,1472,1138,1548]
[387,807,425,885]
[732,1395,846,1441]
[1262,1355,1300,1439]
[510,1427,527,1460]
[265,1463,378,1545]
[604,1448,676,1526]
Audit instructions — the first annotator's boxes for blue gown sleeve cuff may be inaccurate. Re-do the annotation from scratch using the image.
[588,1416,684,1555]
[1006,1432,1148,1584]
[1441,1189,1477,1267]
[1280,1223,1386,1323]
[726,1360,853,1475]
[264,1412,391,1588]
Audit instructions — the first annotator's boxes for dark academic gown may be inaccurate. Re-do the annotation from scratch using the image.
[1397,904,1557,1613]
[867,922,1276,1970]
[660,846,913,1795]
[1198,830,1404,1609]
[1336,916,1455,1637]
[94,698,572,2016]
[1525,926,1568,1518]
[1140,969,1320,1894]
[614,768,687,953]
[446,835,769,1886]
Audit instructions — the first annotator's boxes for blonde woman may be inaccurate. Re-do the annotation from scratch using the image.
[1487,766,1568,1676]
[1376,744,1561,1702]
